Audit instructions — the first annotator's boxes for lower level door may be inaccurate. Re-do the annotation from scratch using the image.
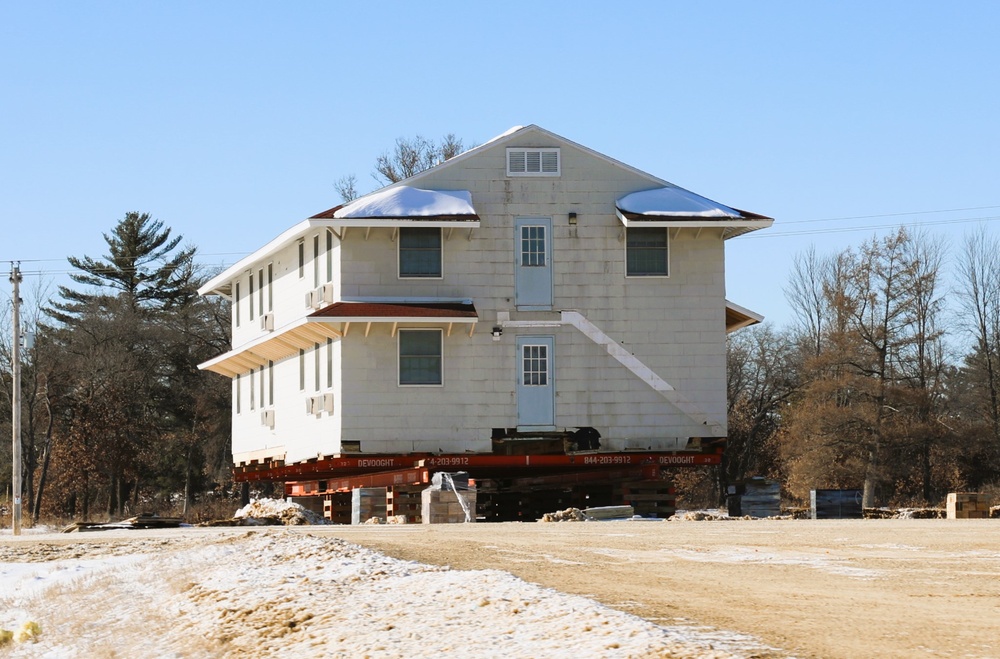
[516,335,555,429]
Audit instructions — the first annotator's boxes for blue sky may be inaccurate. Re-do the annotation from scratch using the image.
[3,2,999,329]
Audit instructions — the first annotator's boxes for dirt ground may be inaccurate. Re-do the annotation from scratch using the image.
[2,519,998,658]
[315,519,1000,659]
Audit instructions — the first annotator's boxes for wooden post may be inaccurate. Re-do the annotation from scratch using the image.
[10,263,22,535]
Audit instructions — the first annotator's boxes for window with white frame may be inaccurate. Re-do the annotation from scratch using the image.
[314,342,321,391]
[267,263,273,311]
[507,148,560,176]
[267,360,274,406]
[258,365,265,409]
[248,272,255,321]
[257,267,264,317]
[398,227,442,278]
[299,349,305,390]
[626,227,669,277]
[398,329,443,386]
[326,230,334,283]
[326,338,333,389]
[234,281,241,327]
[313,234,321,287]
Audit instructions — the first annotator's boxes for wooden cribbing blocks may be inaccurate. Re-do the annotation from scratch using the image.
[947,492,990,519]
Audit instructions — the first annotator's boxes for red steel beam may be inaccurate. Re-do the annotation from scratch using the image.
[417,452,721,469]
[286,468,431,496]
[237,450,722,483]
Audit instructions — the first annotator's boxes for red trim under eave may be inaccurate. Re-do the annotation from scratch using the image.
[309,301,477,319]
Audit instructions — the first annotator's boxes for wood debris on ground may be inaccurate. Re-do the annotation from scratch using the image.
[61,514,183,533]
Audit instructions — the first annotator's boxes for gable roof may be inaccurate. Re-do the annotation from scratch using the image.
[200,124,772,295]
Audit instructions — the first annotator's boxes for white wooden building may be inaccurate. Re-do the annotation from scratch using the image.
[198,125,772,469]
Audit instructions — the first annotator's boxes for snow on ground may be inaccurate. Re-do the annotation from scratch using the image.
[0,529,776,658]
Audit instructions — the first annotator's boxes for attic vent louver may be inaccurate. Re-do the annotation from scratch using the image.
[507,148,560,177]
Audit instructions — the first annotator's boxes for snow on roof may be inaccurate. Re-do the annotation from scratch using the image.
[333,186,476,219]
[616,186,742,218]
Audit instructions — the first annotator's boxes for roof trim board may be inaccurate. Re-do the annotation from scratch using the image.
[725,300,764,333]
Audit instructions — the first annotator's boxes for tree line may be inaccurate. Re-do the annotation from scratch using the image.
[0,135,468,523]
[727,226,1000,507]
[2,144,997,520]
[1,212,231,522]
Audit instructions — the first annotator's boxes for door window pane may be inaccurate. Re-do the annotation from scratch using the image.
[520,226,546,267]
[522,344,548,386]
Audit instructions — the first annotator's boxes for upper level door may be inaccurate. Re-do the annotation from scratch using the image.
[514,217,553,310]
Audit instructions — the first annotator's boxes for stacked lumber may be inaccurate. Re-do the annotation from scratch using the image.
[351,487,387,525]
[616,480,676,518]
[421,488,476,524]
[582,505,634,520]
[386,485,423,523]
[323,492,352,524]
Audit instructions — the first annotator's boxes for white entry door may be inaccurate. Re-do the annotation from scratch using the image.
[516,335,555,429]
[514,217,553,310]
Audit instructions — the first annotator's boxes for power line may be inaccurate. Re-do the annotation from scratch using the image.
[779,205,1000,226]
[745,214,1000,239]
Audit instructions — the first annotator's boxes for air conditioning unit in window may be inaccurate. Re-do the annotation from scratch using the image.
[260,409,275,429]
[306,396,323,415]
[305,290,315,309]
[313,284,334,308]
[322,393,335,413]
[260,312,274,331]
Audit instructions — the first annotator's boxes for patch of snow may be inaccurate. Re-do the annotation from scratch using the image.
[657,546,881,580]
[617,187,742,218]
[0,530,773,658]
[233,498,326,525]
[333,186,476,219]
[0,526,56,536]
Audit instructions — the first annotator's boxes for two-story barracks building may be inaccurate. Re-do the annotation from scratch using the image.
[198,125,771,514]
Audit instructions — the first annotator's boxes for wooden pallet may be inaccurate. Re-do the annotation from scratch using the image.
[616,480,676,518]
[387,485,423,523]
[323,492,352,524]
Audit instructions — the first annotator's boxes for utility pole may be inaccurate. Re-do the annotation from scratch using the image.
[10,263,22,535]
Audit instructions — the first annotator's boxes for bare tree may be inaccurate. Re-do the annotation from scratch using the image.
[334,174,359,203]
[955,226,1000,443]
[725,324,797,490]
[785,245,830,358]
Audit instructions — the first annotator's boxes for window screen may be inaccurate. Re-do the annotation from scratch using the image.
[399,227,442,278]
[626,227,669,276]
[399,330,442,385]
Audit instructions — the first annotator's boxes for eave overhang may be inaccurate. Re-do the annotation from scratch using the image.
[199,302,479,377]
[616,208,774,239]
[725,300,764,334]
[198,218,346,298]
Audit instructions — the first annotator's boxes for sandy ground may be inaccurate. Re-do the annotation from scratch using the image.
[1,518,998,658]
[319,518,1000,659]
